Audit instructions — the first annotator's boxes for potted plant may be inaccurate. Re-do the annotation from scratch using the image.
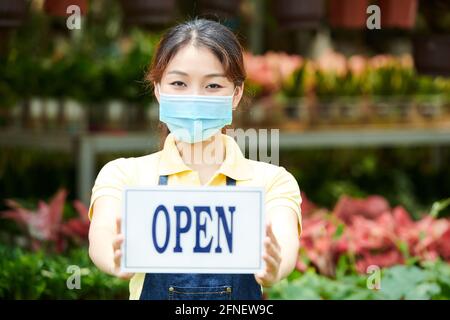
[0,0,27,53]
[414,76,447,119]
[378,0,418,29]
[328,0,369,29]
[311,50,362,126]
[43,0,88,37]
[312,70,341,125]
[199,0,241,19]
[413,35,450,77]
[279,63,312,128]
[366,60,416,124]
[44,0,87,17]
[242,51,303,128]
[118,30,155,132]
[0,54,19,127]
[0,82,17,126]
[322,54,371,125]
[336,76,367,124]
[413,0,450,77]
[119,0,176,27]
[274,0,325,30]
[58,51,106,133]
[0,0,27,27]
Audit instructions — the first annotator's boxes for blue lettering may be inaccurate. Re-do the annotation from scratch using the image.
[152,205,170,253]
[193,206,213,253]
[151,205,236,254]
[215,206,235,253]
[173,206,192,253]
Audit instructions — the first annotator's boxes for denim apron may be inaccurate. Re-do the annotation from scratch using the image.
[139,174,263,300]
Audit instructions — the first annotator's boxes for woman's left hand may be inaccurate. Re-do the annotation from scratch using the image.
[254,222,282,287]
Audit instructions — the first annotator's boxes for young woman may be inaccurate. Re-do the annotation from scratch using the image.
[88,18,302,300]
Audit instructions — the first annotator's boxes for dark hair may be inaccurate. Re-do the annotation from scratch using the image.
[145,18,247,146]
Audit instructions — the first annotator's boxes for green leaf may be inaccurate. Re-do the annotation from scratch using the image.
[405,283,441,300]
[332,223,345,241]
[430,197,450,218]
[380,265,427,299]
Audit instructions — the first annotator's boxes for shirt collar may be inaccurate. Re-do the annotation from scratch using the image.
[157,133,254,181]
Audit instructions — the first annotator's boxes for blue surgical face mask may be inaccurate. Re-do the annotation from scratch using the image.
[158,85,235,143]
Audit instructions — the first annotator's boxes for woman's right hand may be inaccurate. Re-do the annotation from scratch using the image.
[111,216,135,279]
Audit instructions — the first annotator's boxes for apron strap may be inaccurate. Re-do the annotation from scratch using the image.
[226,176,236,186]
[158,175,169,186]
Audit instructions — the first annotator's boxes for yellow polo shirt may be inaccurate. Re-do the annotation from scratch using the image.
[88,132,302,299]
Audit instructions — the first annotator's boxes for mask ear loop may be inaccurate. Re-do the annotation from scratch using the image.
[231,86,238,111]
[156,83,161,96]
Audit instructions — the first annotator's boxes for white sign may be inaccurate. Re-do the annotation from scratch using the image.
[121,186,265,274]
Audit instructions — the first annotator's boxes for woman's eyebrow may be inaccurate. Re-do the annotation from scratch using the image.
[167,70,226,78]
[204,73,226,78]
[167,70,188,76]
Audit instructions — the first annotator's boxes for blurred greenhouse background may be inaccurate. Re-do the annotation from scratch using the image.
[0,0,450,299]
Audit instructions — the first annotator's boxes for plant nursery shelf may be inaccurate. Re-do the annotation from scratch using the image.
[1,127,450,205]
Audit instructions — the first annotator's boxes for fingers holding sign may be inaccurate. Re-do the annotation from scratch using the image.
[254,222,282,288]
[111,216,134,280]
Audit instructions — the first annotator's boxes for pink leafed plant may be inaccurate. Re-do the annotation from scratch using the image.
[60,199,90,245]
[1,188,90,253]
[298,193,450,276]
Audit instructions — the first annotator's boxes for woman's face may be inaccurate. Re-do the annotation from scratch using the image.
[154,44,243,109]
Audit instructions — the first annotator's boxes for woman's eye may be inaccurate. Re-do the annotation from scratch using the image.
[170,81,186,87]
[206,83,223,89]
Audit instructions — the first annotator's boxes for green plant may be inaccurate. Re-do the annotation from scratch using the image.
[1,4,158,106]
[267,268,378,300]
[280,63,311,98]
[366,65,417,97]
[119,29,157,105]
[430,197,450,218]
[0,244,128,299]
[267,260,450,300]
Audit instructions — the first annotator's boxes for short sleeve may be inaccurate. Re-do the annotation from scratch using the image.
[88,158,131,221]
[265,167,302,237]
